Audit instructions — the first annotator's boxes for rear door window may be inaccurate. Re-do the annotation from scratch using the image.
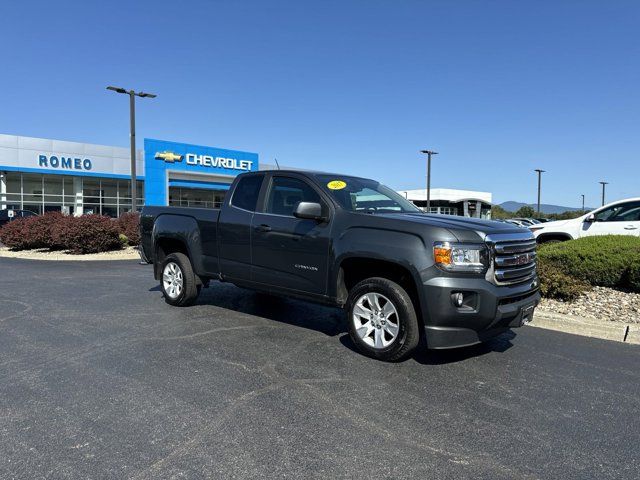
[231,175,264,212]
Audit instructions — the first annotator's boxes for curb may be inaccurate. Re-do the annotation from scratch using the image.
[0,248,140,262]
[529,310,640,345]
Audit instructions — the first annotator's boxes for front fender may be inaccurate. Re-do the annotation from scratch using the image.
[331,227,432,314]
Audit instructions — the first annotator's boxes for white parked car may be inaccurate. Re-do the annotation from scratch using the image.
[531,198,640,243]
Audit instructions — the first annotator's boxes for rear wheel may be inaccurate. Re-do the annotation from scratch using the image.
[160,252,199,306]
[347,277,420,362]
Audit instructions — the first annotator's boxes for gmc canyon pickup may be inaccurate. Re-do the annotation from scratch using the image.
[140,170,540,361]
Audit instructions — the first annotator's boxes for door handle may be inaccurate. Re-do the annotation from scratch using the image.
[254,224,272,232]
[624,226,638,230]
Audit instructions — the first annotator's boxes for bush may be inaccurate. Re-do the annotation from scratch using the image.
[537,235,640,294]
[1,212,127,254]
[0,212,68,250]
[629,263,640,292]
[116,212,140,246]
[1,213,124,254]
[55,215,122,254]
[537,261,590,301]
[0,217,32,250]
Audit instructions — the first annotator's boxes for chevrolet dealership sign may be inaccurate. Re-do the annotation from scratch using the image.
[155,151,183,163]
[144,138,259,206]
[154,148,253,171]
[185,154,253,171]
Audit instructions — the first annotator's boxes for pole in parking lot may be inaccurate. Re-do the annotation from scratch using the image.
[581,194,585,212]
[107,86,157,213]
[420,150,438,213]
[599,181,608,206]
[534,169,545,215]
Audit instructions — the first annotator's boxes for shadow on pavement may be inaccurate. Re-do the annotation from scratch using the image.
[156,282,348,337]
[149,279,517,362]
[338,330,517,365]
[413,330,517,365]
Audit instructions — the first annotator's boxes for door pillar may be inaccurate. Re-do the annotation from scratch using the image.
[73,177,83,216]
[0,172,6,210]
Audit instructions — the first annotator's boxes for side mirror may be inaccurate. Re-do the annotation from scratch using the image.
[294,202,326,222]
[585,213,596,223]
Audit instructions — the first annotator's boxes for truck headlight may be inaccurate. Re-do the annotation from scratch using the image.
[433,242,488,273]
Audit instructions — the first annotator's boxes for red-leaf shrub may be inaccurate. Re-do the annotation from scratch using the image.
[0,212,68,250]
[29,212,69,250]
[1,213,123,254]
[116,212,140,246]
[0,217,32,250]
[54,215,122,254]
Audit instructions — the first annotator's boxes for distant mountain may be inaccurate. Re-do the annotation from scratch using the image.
[498,201,591,215]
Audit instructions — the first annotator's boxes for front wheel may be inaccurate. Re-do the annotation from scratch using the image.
[160,252,199,306]
[347,277,420,362]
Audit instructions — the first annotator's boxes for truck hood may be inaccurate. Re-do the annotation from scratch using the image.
[376,213,528,241]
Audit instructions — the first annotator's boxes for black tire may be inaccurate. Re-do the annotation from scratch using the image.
[347,277,420,362]
[160,252,199,306]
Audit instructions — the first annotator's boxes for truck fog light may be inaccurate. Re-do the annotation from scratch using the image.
[451,292,464,307]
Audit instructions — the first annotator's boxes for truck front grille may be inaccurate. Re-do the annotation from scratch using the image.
[487,234,537,286]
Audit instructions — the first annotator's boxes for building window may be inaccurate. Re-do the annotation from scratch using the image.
[1,173,141,217]
[101,179,118,217]
[168,187,226,209]
[5,172,22,210]
[116,180,145,215]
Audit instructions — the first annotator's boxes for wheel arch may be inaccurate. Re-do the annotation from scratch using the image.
[152,214,204,279]
[336,255,425,324]
[536,232,573,244]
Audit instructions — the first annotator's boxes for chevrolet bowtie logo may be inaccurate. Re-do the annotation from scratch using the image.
[155,151,183,163]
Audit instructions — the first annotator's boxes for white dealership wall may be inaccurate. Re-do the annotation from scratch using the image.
[398,188,493,218]
[0,134,143,214]
[0,134,144,177]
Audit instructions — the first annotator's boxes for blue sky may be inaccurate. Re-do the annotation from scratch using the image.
[1,0,638,206]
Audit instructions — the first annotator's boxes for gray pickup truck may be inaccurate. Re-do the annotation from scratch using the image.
[140,170,540,361]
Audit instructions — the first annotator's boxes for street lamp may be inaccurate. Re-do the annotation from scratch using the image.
[599,181,608,206]
[581,194,585,212]
[420,150,438,213]
[534,169,545,216]
[107,86,157,213]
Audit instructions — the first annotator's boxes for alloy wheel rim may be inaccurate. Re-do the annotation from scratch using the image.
[352,292,400,349]
[162,262,183,299]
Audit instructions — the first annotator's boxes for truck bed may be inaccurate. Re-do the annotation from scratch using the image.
[140,206,221,269]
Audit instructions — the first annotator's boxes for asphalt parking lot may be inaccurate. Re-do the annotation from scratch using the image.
[0,258,638,479]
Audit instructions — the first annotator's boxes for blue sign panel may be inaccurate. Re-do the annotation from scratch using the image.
[144,138,259,206]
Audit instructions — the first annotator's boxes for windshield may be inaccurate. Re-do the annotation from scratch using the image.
[314,174,422,214]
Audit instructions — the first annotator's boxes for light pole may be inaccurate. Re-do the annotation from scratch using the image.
[581,194,585,212]
[534,169,545,215]
[599,181,608,206]
[107,86,157,212]
[420,150,438,213]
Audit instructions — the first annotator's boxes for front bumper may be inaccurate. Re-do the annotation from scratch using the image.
[421,275,541,349]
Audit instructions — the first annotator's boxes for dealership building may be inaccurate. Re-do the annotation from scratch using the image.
[0,134,258,216]
[397,188,493,219]
[0,133,492,219]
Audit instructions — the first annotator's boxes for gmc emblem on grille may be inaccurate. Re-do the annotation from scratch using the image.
[514,253,533,265]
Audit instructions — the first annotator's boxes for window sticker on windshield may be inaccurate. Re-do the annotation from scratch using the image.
[327,180,347,190]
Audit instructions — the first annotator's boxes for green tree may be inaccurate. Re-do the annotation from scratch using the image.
[491,205,511,219]
[515,205,536,218]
